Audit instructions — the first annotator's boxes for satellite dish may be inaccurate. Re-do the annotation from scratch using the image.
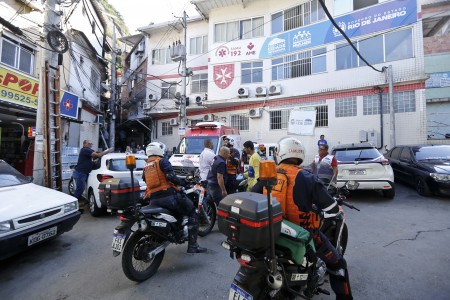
[47,31,68,53]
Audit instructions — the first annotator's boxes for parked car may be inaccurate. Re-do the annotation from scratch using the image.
[384,145,450,196]
[68,153,148,216]
[0,160,80,260]
[332,143,395,198]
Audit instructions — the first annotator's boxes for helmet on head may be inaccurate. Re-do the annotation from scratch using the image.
[146,142,166,157]
[228,137,235,146]
[275,137,305,165]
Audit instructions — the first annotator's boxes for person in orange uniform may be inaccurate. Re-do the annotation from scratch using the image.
[143,142,206,253]
[262,137,353,300]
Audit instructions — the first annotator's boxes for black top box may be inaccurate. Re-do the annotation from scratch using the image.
[99,177,140,210]
[218,192,283,250]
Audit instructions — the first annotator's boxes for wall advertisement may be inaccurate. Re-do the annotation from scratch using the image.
[0,66,39,109]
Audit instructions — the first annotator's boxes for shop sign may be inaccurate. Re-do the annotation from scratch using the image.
[60,90,79,119]
[0,66,39,109]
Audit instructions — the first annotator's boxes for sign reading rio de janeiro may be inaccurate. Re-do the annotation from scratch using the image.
[0,66,39,109]
[259,0,417,58]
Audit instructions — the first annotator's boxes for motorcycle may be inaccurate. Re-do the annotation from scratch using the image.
[220,177,360,300]
[109,157,206,282]
[182,174,217,237]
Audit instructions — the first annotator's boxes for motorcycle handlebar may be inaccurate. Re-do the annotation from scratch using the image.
[334,196,360,211]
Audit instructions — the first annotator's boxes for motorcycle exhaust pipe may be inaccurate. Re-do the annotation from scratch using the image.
[147,241,170,260]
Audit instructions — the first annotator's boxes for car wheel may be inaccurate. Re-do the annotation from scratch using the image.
[382,186,395,199]
[88,190,104,217]
[415,177,432,197]
[68,177,75,196]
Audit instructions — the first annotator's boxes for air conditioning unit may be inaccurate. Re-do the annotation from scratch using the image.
[237,87,249,98]
[195,95,202,105]
[255,86,267,97]
[169,118,179,126]
[268,85,281,96]
[203,114,215,122]
[143,102,151,110]
[249,108,262,118]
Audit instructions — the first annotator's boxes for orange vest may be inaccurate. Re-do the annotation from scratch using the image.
[143,156,176,199]
[264,163,321,230]
[226,158,239,175]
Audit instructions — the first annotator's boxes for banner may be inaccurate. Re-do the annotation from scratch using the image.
[60,90,79,119]
[0,66,39,109]
[288,110,316,136]
[425,72,450,88]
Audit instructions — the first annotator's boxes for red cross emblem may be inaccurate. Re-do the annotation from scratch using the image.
[63,99,73,110]
[213,64,234,89]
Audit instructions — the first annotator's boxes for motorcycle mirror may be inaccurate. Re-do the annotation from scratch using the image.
[126,155,136,171]
[259,160,277,187]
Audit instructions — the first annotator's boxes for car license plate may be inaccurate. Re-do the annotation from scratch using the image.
[28,226,57,246]
[140,191,145,198]
[349,169,366,175]
[228,283,253,300]
[111,233,126,252]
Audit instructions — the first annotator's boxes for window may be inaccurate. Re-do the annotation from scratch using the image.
[0,36,35,75]
[214,17,263,43]
[191,74,208,94]
[162,122,173,136]
[363,94,389,115]
[161,82,176,99]
[152,48,170,65]
[271,0,325,34]
[389,147,402,160]
[270,110,289,129]
[400,147,412,161]
[189,119,203,126]
[190,35,208,55]
[364,91,416,114]
[394,91,415,113]
[90,68,99,92]
[230,114,249,131]
[336,28,413,70]
[272,47,326,80]
[335,0,379,15]
[335,97,357,117]
[241,61,263,84]
[316,106,328,127]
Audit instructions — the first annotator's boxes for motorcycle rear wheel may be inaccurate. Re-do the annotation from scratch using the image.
[198,200,217,237]
[122,232,165,282]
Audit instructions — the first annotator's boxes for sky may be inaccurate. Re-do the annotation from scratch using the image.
[108,0,199,34]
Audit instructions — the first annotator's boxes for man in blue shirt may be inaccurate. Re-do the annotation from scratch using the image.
[206,147,230,205]
[317,134,328,148]
[73,140,112,213]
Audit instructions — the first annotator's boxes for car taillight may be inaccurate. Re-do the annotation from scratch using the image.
[97,174,114,182]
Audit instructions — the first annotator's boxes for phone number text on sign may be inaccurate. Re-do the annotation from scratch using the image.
[0,66,39,109]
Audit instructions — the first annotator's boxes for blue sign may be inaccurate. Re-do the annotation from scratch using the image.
[60,90,79,119]
[426,72,450,88]
[259,0,417,59]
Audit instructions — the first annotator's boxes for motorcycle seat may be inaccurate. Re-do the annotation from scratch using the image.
[140,205,172,215]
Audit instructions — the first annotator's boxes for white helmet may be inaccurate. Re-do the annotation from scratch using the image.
[146,142,166,157]
[275,137,305,165]
[228,137,235,146]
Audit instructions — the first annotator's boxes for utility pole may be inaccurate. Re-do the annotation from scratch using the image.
[109,21,117,150]
[33,0,60,185]
[387,65,395,147]
[179,11,187,136]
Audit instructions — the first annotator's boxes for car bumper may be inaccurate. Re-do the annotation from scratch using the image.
[337,180,394,190]
[430,181,450,197]
[0,211,81,261]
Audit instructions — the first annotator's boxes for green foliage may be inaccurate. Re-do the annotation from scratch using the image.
[97,0,130,37]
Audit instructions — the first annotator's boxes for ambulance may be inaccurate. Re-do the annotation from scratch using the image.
[169,122,241,177]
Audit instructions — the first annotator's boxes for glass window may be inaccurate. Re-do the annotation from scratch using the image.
[230,114,249,131]
[161,82,176,99]
[90,68,99,92]
[335,97,357,117]
[413,145,450,161]
[190,35,208,55]
[270,110,289,129]
[400,147,412,161]
[252,17,264,38]
[152,48,170,65]
[162,122,173,136]
[334,147,382,162]
[241,61,263,84]
[1,37,35,75]
[394,91,415,113]
[363,94,389,115]
[271,12,283,34]
[191,74,208,94]
[359,35,383,66]
[389,147,402,160]
[316,105,328,127]
[336,43,358,70]
[385,29,413,62]
[271,48,326,81]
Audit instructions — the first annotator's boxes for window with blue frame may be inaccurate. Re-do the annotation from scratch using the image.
[241,61,263,84]
[271,47,326,80]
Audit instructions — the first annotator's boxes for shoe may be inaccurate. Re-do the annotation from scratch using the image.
[187,244,207,253]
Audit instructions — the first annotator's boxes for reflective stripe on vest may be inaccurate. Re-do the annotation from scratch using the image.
[143,156,175,198]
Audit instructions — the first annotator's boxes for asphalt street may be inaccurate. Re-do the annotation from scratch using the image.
[1,182,449,300]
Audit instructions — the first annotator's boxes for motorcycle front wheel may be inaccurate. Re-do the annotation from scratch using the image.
[121,232,165,282]
[198,200,217,237]
[338,223,349,256]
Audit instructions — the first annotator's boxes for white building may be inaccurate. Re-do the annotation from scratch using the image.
[125,0,427,163]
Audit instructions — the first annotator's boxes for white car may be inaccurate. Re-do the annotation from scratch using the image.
[0,160,80,260]
[332,143,395,198]
[69,153,148,216]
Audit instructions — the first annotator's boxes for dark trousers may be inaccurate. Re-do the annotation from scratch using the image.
[207,183,223,205]
[73,171,88,200]
[225,176,237,194]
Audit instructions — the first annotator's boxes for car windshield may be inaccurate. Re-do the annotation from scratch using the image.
[334,147,382,162]
[0,160,30,187]
[413,146,450,161]
[175,137,219,154]
[106,158,147,171]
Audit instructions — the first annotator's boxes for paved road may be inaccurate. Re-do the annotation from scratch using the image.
[1,182,449,300]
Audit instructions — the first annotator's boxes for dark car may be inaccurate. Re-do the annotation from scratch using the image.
[384,145,450,196]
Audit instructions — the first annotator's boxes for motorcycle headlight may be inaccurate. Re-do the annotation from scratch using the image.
[64,201,78,213]
[430,173,450,182]
[0,220,13,233]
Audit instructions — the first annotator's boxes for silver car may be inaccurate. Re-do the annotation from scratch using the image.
[332,143,395,198]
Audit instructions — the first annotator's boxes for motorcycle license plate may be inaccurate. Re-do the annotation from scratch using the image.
[111,233,126,253]
[228,283,253,300]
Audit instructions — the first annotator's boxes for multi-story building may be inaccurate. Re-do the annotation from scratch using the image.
[121,0,428,163]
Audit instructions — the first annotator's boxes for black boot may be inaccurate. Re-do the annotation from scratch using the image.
[187,225,207,253]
